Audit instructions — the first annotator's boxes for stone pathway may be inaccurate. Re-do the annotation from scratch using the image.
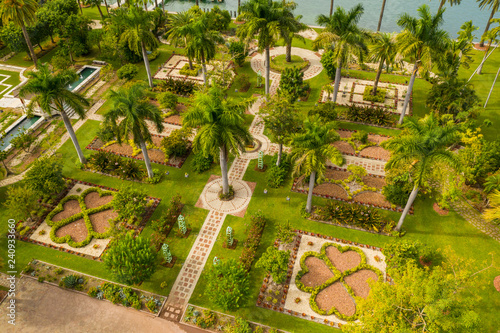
[298,28,319,41]
[451,199,500,242]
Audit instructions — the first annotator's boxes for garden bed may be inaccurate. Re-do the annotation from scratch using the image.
[86,135,190,168]
[23,260,166,315]
[332,129,391,161]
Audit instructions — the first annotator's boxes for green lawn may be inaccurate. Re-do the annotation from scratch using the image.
[81,6,109,21]
[0,69,21,98]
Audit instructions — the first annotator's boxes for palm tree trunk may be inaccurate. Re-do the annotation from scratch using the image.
[332,59,342,103]
[103,0,110,15]
[395,185,419,231]
[1,160,11,176]
[220,145,229,195]
[117,0,121,8]
[238,0,241,15]
[480,9,495,48]
[438,0,445,11]
[306,171,316,213]
[21,24,38,69]
[265,46,270,97]
[276,143,283,166]
[141,41,154,88]
[202,61,208,86]
[78,0,84,14]
[96,5,105,20]
[196,0,199,6]
[329,0,333,17]
[60,108,86,164]
[377,0,386,32]
[139,137,154,178]
[155,0,158,8]
[49,34,55,44]
[478,42,491,75]
[372,59,384,95]
[399,61,418,124]
[286,41,292,63]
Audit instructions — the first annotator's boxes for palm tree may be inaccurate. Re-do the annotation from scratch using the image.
[238,0,284,96]
[104,83,164,179]
[166,11,196,69]
[478,21,500,74]
[330,0,334,17]
[437,0,461,11]
[280,1,308,63]
[369,32,398,95]
[0,0,39,68]
[120,7,159,88]
[314,4,369,104]
[186,17,224,86]
[396,4,448,124]
[19,64,90,163]
[289,116,344,213]
[383,114,460,231]
[477,0,500,47]
[324,84,334,101]
[84,0,105,20]
[183,87,253,196]
[484,190,500,221]
[377,0,387,32]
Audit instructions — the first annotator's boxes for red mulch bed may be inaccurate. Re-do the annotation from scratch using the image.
[300,256,334,288]
[88,209,118,233]
[325,169,350,181]
[52,200,81,222]
[325,246,361,273]
[315,282,356,316]
[361,175,386,189]
[353,192,391,208]
[163,104,187,126]
[55,218,88,242]
[494,276,500,293]
[343,269,378,298]
[337,130,353,139]
[84,191,113,209]
[367,134,390,145]
[433,203,449,216]
[314,183,349,200]
[333,141,355,155]
[359,146,390,160]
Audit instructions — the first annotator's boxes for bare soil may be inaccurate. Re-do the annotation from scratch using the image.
[333,141,355,155]
[343,269,378,298]
[52,200,81,222]
[325,169,350,180]
[433,202,449,216]
[88,209,118,233]
[55,219,88,242]
[84,191,114,209]
[361,175,386,189]
[367,134,390,145]
[314,183,349,199]
[315,282,356,316]
[359,146,391,160]
[325,246,361,273]
[353,192,391,208]
[300,256,334,288]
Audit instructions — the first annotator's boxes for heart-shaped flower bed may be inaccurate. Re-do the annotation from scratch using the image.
[295,242,383,321]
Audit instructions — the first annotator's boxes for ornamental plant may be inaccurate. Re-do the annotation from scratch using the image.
[161,243,172,263]
[177,215,187,235]
[112,185,147,225]
[255,246,290,284]
[226,226,234,246]
[25,157,65,196]
[206,259,249,310]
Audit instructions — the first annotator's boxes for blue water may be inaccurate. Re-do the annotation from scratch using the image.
[0,116,41,151]
[67,67,97,91]
[159,0,499,40]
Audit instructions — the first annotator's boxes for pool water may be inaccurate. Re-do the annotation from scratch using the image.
[0,115,41,151]
[67,67,97,91]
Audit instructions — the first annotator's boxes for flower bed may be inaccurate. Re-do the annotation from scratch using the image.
[23,260,165,315]
[333,129,391,161]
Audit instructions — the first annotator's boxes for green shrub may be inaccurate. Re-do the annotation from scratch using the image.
[320,50,337,80]
[343,105,396,127]
[278,67,309,102]
[363,86,386,103]
[96,122,115,143]
[308,102,337,123]
[100,64,114,82]
[117,64,139,80]
[351,130,369,144]
[207,260,249,311]
[51,54,72,71]
[157,91,178,110]
[224,317,252,333]
[266,153,290,188]
[154,77,197,96]
[146,298,159,313]
[255,246,290,284]
[62,275,81,289]
[191,152,213,173]
[239,211,267,270]
[179,63,201,76]
[25,157,65,196]
[87,287,99,297]
[160,128,190,158]
[112,186,146,225]
[233,73,251,92]
[228,40,248,67]
[206,5,231,31]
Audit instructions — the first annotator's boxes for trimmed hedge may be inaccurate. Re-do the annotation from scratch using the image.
[179,63,201,76]
[362,86,386,103]
[239,211,267,271]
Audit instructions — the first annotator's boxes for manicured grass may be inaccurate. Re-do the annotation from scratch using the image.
[270,54,308,72]
[0,69,21,97]
[190,154,500,333]
[274,37,315,51]
[81,6,109,21]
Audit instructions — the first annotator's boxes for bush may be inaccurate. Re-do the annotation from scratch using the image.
[206,6,231,31]
[320,50,337,80]
[351,130,369,144]
[154,77,197,96]
[278,67,309,102]
[382,240,442,273]
[255,246,290,284]
[308,102,337,123]
[4,185,41,222]
[239,211,267,270]
[206,259,249,311]
[151,194,182,234]
[191,152,213,173]
[343,105,396,127]
[96,122,115,143]
[382,171,413,207]
[62,274,82,289]
[157,91,178,110]
[179,63,201,76]
[51,54,72,71]
[224,317,252,333]
[233,74,251,92]
[363,86,386,103]
[25,157,65,196]
[228,41,248,67]
[117,64,139,80]
[100,64,114,82]
[112,186,146,225]
[160,128,190,158]
[266,153,290,188]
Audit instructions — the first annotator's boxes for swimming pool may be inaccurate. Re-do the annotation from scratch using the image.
[0,115,43,151]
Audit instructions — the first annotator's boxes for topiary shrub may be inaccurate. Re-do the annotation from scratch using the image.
[320,50,337,80]
[191,152,213,173]
[363,86,387,103]
[157,91,178,110]
[117,64,139,80]
[112,186,146,225]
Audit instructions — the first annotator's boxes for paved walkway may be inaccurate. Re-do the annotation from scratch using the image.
[451,199,500,242]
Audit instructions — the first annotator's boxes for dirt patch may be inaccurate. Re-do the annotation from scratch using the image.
[333,141,355,155]
[337,130,352,139]
[361,175,386,189]
[300,256,334,288]
[164,114,182,125]
[88,209,118,233]
[494,276,500,292]
[55,219,88,243]
[325,246,361,273]
[325,169,350,180]
[433,203,449,216]
[314,183,349,199]
[367,134,390,145]
[359,146,390,160]
[315,282,356,316]
[353,191,391,208]
[84,191,114,209]
[343,269,378,298]
[52,200,81,222]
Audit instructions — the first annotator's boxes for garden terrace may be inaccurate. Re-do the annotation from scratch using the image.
[333,129,391,161]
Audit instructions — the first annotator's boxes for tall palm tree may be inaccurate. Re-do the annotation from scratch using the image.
[314,4,369,103]
[396,4,448,124]
[369,32,398,95]
[289,116,344,213]
[478,21,500,74]
[186,17,224,86]
[166,11,197,69]
[484,190,500,222]
[84,0,105,20]
[0,0,39,68]
[383,114,460,231]
[377,0,387,32]
[477,0,500,47]
[183,87,253,195]
[437,0,461,11]
[238,0,285,96]
[104,83,164,179]
[330,0,334,17]
[120,7,159,88]
[19,64,90,163]
[280,0,307,63]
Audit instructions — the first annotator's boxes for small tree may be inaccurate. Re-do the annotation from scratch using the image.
[112,185,146,225]
[11,131,36,153]
[320,50,337,80]
[24,157,65,196]
[228,40,248,67]
[255,246,290,284]
[103,233,158,285]
[278,67,309,103]
[0,151,11,176]
[206,259,249,310]
[4,185,41,222]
